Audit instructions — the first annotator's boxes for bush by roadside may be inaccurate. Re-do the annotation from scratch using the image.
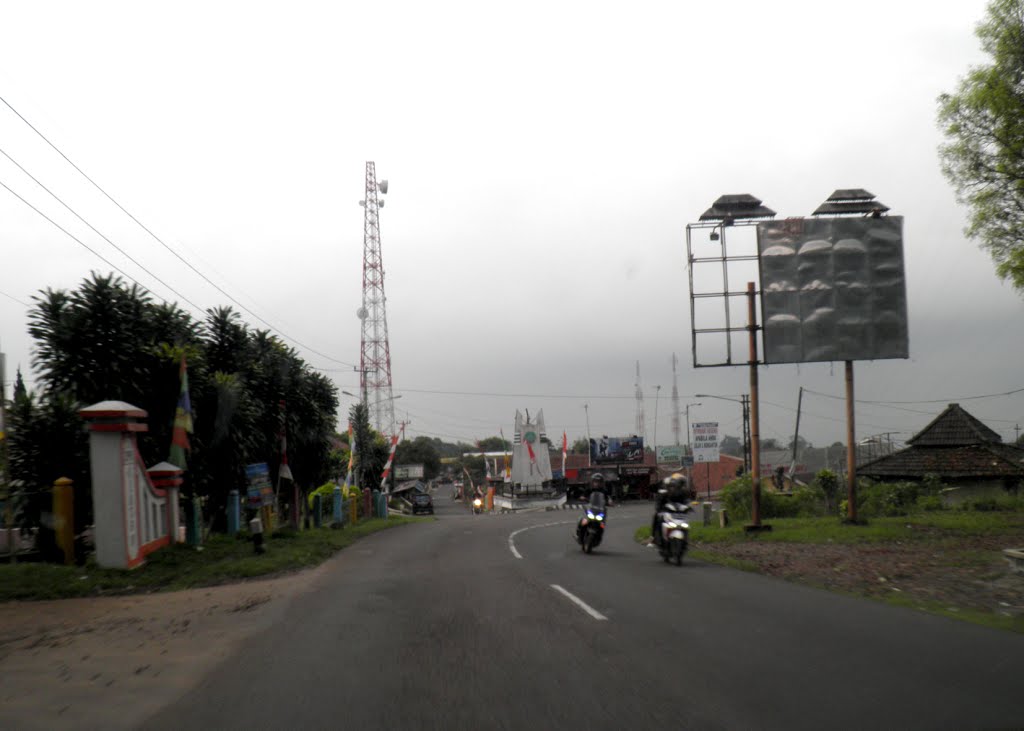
[721,470,1024,521]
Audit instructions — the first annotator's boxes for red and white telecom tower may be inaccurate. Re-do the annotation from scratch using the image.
[357,161,397,439]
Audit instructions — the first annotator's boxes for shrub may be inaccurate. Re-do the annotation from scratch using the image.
[858,480,919,517]
[916,494,945,512]
[307,481,338,510]
[814,469,840,513]
[720,475,826,520]
[721,475,753,520]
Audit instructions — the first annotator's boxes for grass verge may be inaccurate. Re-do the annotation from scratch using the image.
[633,514,1024,633]
[0,516,426,602]
[686,512,1024,545]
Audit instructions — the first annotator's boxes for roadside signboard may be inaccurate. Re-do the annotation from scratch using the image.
[245,463,274,508]
[692,422,720,463]
[682,455,695,468]
[394,464,425,480]
[657,445,682,463]
[590,436,645,464]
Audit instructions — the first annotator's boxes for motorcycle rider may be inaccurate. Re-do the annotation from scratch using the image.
[577,473,609,543]
[652,473,690,546]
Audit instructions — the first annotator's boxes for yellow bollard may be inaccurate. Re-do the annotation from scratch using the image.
[52,477,74,565]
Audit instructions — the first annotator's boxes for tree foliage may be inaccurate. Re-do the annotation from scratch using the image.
[938,0,1024,292]
[10,273,339,534]
[476,436,510,452]
[394,436,442,480]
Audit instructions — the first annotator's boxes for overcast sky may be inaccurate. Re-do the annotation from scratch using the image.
[1,0,1022,451]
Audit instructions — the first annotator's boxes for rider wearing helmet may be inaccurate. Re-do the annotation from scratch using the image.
[587,472,608,501]
[652,473,690,545]
[578,472,609,543]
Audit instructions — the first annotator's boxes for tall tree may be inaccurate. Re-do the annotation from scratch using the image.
[394,436,442,480]
[938,0,1024,292]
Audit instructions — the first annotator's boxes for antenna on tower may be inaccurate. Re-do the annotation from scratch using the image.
[357,162,397,439]
[634,361,645,440]
[671,353,681,448]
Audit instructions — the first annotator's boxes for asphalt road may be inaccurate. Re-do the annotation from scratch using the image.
[142,496,1024,730]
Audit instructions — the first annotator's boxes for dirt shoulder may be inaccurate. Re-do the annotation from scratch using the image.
[692,534,1024,632]
[0,561,327,731]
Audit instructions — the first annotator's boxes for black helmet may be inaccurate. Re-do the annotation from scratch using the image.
[664,472,687,492]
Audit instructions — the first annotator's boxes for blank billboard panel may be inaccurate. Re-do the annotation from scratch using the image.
[756,217,908,364]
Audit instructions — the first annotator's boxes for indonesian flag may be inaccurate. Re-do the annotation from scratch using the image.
[500,428,510,478]
[379,424,404,491]
[168,354,193,469]
[562,431,568,474]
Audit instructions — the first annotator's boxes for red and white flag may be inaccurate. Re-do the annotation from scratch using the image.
[379,425,405,491]
[562,431,568,475]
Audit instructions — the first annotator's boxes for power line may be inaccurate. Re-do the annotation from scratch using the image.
[0,289,29,307]
[0,177,160,294]
[0,145,207,313]
[803,386,1024,406]
[0,93,355,368]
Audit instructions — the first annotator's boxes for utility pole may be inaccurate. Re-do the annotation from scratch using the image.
[790,386,803,476]
[634,361,645,441]
[584,403,592,467]
[0,346,12,563]
[671,353,681,448]
[653,385,661,460]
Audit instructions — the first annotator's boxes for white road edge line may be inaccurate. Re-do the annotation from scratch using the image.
[550,584,608,621]
[507,521,574,560]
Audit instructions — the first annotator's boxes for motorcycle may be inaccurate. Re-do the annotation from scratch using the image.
[472,497,484,514]
[657,502,691,565]
[575,497,607,554]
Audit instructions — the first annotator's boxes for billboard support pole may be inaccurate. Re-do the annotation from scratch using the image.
[845,361,858,522]
[746,282,766,531]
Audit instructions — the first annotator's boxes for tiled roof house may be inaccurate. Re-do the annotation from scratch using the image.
[859,404,1024,489]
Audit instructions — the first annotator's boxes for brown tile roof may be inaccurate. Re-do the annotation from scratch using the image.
[906,403,1002,447]
[860,444,1024,480]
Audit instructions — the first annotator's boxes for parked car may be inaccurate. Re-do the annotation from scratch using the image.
[411,493,434,515]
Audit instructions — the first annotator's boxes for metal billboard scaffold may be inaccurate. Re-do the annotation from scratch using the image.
[686,189,908,528]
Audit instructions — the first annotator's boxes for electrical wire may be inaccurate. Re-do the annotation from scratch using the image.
[803,386,1024,406]
[0,145,207,313]
[0,177,166,296]
[0,288,30,307]
[0,93,355,368]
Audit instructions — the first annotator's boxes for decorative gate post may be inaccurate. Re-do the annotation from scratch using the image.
[148,462,183,543]
[80,401,176,569]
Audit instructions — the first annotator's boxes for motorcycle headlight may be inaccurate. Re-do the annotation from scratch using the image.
[595,514,604,521]
[586,512,596,520]
[473,499,482,507]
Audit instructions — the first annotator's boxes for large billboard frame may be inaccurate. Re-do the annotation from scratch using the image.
[756,216,909,365]
[686,219,766,369]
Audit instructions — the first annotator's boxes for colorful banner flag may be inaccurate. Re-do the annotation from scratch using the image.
[168,354,193,469]
[277,399,293,482]
[562,431,568,475]
[345,421,355,487]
